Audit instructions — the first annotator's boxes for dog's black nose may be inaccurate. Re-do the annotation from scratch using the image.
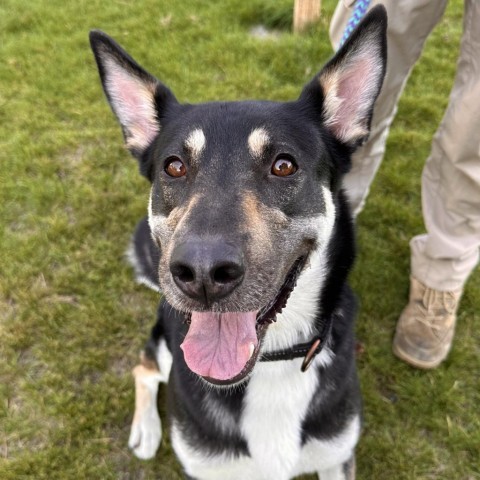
[170,239,245,304]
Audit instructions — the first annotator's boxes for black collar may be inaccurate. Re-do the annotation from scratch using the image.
[259,314,334,372]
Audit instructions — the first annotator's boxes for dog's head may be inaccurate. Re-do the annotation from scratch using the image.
[90,6,386,385]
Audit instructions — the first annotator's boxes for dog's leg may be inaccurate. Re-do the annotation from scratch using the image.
[128,350,163,460]
[318,454,355,480]
[342,455,356,480]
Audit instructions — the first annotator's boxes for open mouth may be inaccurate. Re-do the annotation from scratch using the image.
[180,256,307,386]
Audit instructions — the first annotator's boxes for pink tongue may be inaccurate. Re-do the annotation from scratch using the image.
[181,311,258,381]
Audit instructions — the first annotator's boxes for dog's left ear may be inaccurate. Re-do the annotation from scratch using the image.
[89,30,178,160]
[300,5,387,149]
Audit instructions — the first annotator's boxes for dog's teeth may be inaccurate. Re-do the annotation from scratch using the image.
[249,342,255,359]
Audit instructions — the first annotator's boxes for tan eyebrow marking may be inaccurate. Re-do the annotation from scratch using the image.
[184,128,206,161]
[248,128,270,157]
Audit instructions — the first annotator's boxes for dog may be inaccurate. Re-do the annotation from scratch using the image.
[90,6,387,479]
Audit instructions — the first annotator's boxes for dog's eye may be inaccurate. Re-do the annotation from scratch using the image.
[165,157,186,178]
[271,156,297,177]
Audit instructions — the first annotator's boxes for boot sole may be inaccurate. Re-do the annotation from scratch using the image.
[392,339,444,369]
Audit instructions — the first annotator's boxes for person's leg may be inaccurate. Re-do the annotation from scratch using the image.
[330,0,448,214]
[394,0,480,368]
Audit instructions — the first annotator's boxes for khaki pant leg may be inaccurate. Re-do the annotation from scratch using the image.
[410,0,480,292]
[330,0,448,214]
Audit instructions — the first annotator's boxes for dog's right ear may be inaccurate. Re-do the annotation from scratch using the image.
[299,5,387,151]
[89,31,178,161]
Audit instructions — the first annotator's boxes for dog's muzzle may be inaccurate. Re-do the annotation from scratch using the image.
[175,251,308,385]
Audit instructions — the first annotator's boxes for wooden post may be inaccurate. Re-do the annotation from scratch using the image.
[293,0,321,33]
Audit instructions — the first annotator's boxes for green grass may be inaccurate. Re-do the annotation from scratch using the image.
[1,0,478,478]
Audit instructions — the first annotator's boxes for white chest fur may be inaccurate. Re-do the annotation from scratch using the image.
[171,351,359,480]
[171,358,320,480]
[240,358,321,480]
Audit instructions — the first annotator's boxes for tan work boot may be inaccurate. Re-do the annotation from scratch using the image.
[393,276,462,369]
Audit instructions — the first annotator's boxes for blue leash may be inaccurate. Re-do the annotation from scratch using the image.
[339,0,372,46]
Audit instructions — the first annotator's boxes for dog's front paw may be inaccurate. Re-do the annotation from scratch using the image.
[128,364,163,460]
[128,405,162,459]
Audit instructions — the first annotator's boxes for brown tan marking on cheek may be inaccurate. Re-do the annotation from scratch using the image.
[166,194,201,231]
[165,206,188,231]
[159,194,202,279]
[242,192,288,262]
[243,192,267,235]
[243,192,289,229]
[150,194,201,256]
